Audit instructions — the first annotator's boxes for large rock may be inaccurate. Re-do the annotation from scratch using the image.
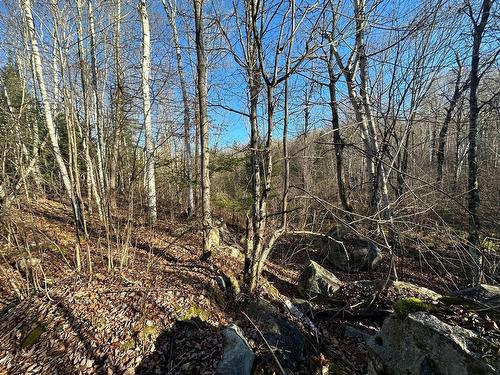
[298,260,343,298]
[246,299,305,372]
[216,324,254,375]
[354,280,442,301]
[209,227,221,248]
[321,235,383,271]
[367,312,500,375]
[450,284,500,310]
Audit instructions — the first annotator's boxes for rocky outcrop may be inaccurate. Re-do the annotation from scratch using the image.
[450,284,500,310]
[321,235,382,272]
[246,299,305,372]
[367,312,500,375]
[209,227,220,248]
[354,280,442,301]
[298,260,343,298]
[216,325,254,375]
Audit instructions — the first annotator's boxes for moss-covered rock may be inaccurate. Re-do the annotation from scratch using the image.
[368,312,500,374]
[394,297,433,317]
[209,227,220,248]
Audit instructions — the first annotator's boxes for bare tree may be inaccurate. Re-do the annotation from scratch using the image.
[21,0,84,269]
[139,0,157,224]
[193,0,213,255]
[464,0,495,284]
[162,0,195,217]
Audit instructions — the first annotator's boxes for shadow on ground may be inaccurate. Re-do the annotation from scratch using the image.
[135,319,222,375]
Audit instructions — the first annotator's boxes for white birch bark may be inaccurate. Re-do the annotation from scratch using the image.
[139,0,157,224]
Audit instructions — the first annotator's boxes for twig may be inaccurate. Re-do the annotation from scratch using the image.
[242,311,286,375]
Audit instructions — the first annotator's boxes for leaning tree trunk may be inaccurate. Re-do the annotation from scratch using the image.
[139,0,157,225]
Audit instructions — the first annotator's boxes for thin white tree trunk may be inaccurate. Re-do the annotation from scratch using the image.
[22,0,83,270]
[139,0,157,224]
[88,0,107,202]
[76,0,102,219]
[21,0,72,199]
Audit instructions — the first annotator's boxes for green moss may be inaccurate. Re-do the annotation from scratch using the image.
[96,317,107,331]
[394,297,433,317]
[138,324,158,342]
[179,302,210,322]
[21,322,46,348]
[481,239,498,252]
[121,337,136,350]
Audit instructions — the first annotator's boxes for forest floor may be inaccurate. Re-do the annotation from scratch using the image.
[0,198,497,374]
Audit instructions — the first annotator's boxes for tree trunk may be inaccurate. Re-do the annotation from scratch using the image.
[139,0,157,225]
[76,0,102,219]
[193,0,212,255]
[88,0,107,208]
[466,0,492,285]
[327,44,353,217]
[162,0,194,217]
[22,0,84,269]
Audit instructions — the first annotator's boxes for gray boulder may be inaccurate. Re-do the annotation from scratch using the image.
[246,299,305,372]
[354,280,442,301]
[450,284,500,311]
[298,260,343,298]
[367,312,500,375]
[216,324,254,375]
[321,235,383,272]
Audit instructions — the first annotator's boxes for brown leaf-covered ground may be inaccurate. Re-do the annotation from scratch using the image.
[0,198,496,374]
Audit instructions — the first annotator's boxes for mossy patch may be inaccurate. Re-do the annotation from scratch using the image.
[121,337,136,350]
[394,297,433,317]
[179,302,210,322]
[96,317,107,331]
[481,238,498,252]
[138,323,158,342]
[21,322,46,348]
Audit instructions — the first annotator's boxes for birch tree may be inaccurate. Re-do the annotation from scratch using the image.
[21,0,84,269]
[139,0,157,224]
